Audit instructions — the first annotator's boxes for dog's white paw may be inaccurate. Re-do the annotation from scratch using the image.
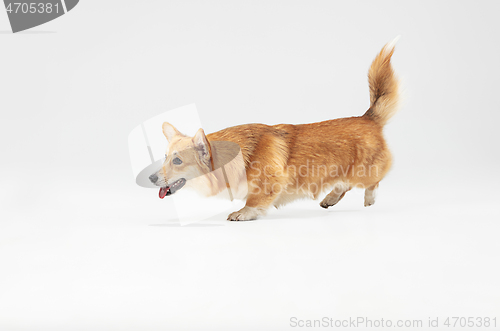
[364,196,375,207]
[227,206,260,221]
[364,186,377,207]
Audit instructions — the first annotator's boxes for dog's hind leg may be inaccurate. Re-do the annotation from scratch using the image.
[320,183,351,209]
[364,182,379,207]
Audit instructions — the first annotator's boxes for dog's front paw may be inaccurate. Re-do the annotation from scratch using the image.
[227,206,260,221]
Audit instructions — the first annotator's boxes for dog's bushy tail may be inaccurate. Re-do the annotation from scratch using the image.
[363,37,400,126]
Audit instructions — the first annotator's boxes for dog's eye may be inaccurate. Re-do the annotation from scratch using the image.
[173,157,182,165]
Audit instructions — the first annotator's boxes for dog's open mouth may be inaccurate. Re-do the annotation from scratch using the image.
[159,178,186,199]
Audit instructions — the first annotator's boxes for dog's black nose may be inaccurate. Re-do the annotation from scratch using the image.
[149,174,158,183]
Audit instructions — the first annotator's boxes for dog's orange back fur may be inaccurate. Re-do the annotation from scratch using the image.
[204,41,399,219]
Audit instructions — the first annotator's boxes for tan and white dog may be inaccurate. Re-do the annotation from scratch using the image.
[149,40,400,221]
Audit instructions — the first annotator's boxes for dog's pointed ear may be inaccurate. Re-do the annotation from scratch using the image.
[193,128,211,164]
[162,122,181,141]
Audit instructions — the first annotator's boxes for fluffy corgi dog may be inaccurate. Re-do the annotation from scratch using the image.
[149,40,400,221]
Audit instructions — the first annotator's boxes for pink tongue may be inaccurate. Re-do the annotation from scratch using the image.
[159,187,169,199]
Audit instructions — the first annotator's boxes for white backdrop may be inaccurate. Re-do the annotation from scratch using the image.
[1,1,499,330]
